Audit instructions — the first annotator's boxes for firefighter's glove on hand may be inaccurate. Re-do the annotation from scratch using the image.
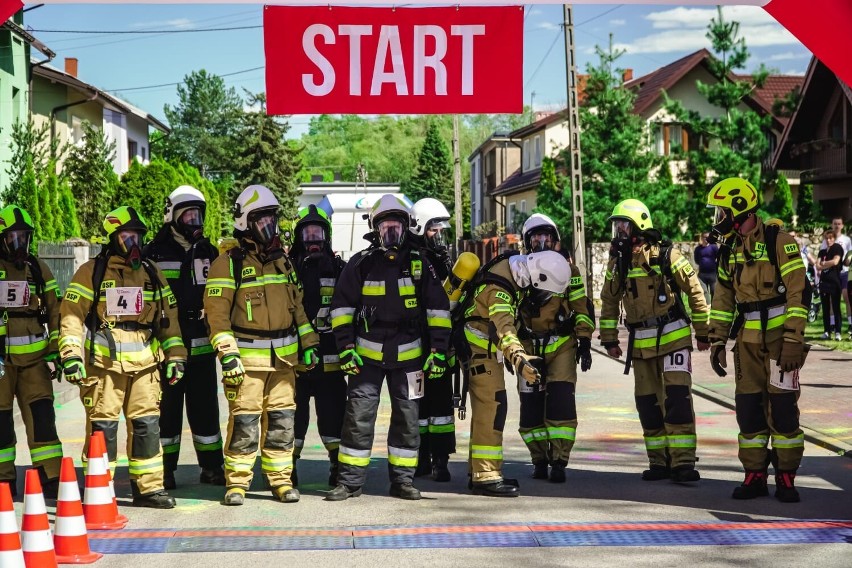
[423,351,447,380]
[512,350,542,385]
[603,342,622,359]
[695,336,711,352]
[710,341,728,377]
[778,340,804,373]
[339,348,363,375]
[62,358,87,385]
[166,360,186,386]
[577,337,593,372]
[221,355,246,385]
[303,347,319,370]
[45,352,61,381]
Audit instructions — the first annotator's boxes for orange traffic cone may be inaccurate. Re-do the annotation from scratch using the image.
[83,433,126,530]
[21,468,57,568]
[0,482,24,568]
[91,431,128,525]
[54,457,102,564]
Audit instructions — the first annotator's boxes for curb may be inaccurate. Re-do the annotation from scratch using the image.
[590,346,852,459]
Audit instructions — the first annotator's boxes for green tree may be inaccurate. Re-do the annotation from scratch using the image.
[663,7,772,231]
[795,183,820,230]
[51,160,81,240]
[575,40,674,242]
[119,159,182,234]
[534,157,572,241]
[766,171,794,223]
[155,70,244,179]
[64,121,120,240]
[404,121,453,205]
[232,92,302,219]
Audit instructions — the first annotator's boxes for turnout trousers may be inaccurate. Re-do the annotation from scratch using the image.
[417,368,456,460]
[294,365,347,459]
[79,365,164,496]
[632,350,697,469]
[518,341,578,466]
[222,366,297,491]
[0,361,62,484]
[732,338,804,471]
[159,353,224,473]
[337,362,421,488]
[467,351,509,484]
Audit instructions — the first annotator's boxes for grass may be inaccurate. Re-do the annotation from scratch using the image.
[805,318,852,353]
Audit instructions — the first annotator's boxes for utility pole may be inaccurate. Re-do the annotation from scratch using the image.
[452,114,463,258]
[563,4,587,274]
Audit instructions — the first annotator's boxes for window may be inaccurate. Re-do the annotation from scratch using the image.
[533,136,542,167]
[520,199,527,213]
[523,139,530,170]
[653,123,688,156]
[507,202,517,230]
[141,146,147,161]
[127,140,138,166]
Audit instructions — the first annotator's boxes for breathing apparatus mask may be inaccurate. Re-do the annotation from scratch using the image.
[376,214,406,260]
[424,219,450,252]
[527,228,557,252]
[115,230,144,270]
[2,230,32,268]
[300,223,327,256]
[248,208,283,258]
[175,206,204,243]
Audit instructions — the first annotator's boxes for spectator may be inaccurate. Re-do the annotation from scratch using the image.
[820,218,852,332]
[817,227,844,340]
[790,230,817,284]
[693,232,719,302]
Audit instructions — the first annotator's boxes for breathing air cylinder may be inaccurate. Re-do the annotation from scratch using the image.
[444,252,481,309]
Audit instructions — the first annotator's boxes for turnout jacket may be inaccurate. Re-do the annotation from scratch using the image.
[143,228,219,358]
[600,243,709,359]
[290,251,346,372]
[463,259,525,359]
[204,241,318,372]
[0,257,61,366]
[708,219,808,346]
[59,254,186,372]
[519,264,595,357]
[330,246,451,368]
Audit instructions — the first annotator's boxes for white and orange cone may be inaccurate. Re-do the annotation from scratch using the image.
[90,431,128,525]
[54,457,102,564]
[0,482,24,568]
[21,468,57,568]
[83,432,126,530]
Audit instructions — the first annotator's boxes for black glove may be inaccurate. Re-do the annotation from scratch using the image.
[576,337,592,372]
[710,342,727,377]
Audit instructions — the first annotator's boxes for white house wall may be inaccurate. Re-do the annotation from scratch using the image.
[102,109,127,175]
[544,120,570,159]
[126,114,152,171]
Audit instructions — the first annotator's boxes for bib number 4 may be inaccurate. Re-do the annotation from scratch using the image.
[105,287,144,316]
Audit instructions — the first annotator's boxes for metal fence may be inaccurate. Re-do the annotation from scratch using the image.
[37,242,101,294]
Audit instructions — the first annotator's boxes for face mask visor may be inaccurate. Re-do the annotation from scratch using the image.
[377,218,405,249]
[711,206,734,237]
[250,211,279,244]
[301,224,326,253]
[425,220,450,250]
[528,229,556,252]
[611,219,633,241]
[176,207,204,241]
[4,230,31,259]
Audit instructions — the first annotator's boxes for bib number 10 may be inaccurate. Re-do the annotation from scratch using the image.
[663,348,692,374]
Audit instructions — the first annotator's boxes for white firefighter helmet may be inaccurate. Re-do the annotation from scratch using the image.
[410,197,451,236]
[233,184,280,232]
[522,213,560,252]
[164,185,206,224]
[526,250,571,295]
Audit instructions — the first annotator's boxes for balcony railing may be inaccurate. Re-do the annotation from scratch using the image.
[790,138,851,183]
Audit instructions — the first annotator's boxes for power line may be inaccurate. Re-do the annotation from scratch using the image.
[105,66,264,92]
[31,25,261,34]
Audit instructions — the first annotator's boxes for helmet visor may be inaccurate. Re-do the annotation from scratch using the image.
[611,219,633,240]
[528,229,556,252]
[251,211,279,244]
[377,218,405,248]
[178,207,204,228]
[4,230,31,255]
[116,230,142,254]
[425,220,450,249]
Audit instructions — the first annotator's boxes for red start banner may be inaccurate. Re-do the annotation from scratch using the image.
[263,6,523,115]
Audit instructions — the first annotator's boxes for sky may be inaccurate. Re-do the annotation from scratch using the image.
[22,3,813,139]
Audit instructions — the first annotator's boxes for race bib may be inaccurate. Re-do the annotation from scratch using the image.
[105,287,144,316]
[193,258,211,285]
[663,348,692,374]
[0,281,30,308]
[770,367,800,391]
[406,369,425,400]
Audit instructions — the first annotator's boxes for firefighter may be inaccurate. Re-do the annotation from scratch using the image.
[409,198,456,482]
[59,206,184,508]
[143,186,225,490]
[517,214,594,483]
[0,205,63,498]
[288,204,347,487]
[599,199,710,484]
[326,195,451,501]
[706,177,809,503]
[463,249,572,497]
[205,185,319,506]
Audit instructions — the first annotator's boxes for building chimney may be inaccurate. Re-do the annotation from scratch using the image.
[65,58,78,78]
[622,68,633,83]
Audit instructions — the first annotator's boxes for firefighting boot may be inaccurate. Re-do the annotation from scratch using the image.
[133,491,176,509]
[200,467,226,486]
[163,470,177,491]
[532,461,549,479]
[325,484,363,501]
[223,487,246,506]
[389,483,422,500]
[272,485,301,503]
[431,455,451,482]
[471,480,520,497]
[774,470,800,503]
[328,450,340,487]
[670,464,700,483]
[642,465,671,481]
[731,470,769,500]
[549,461,567,483]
